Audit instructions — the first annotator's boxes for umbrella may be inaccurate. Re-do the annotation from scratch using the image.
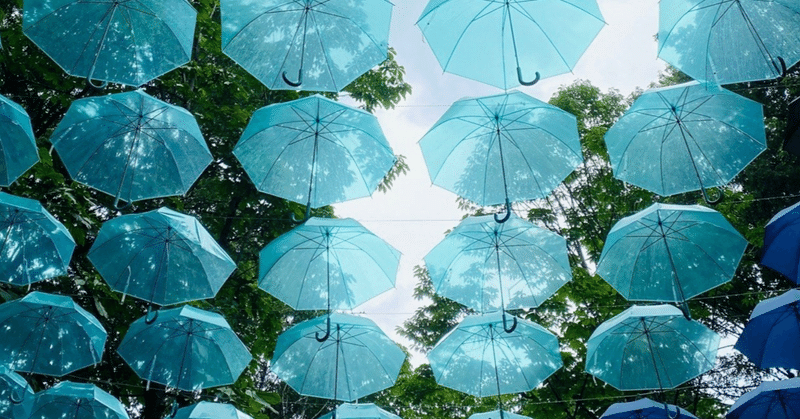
[428,311,562,398]
[761,200,800,283]
[0,192,75,287]
[658,0,800,85]
[233,95,395,216]
[585,305,720,391]
[50,89,212,208]
[220,0,393,92]
[259,217,400,311]
[424,214,571,313]
[271,313,405,401]
[23,0,196,87]
[0,366,34,419]
[117,305,252,392]
[596,203,747,305]
[726,378,800,419]
[604,81,766,200]
[0,94,38,187]
[417,0,605,90]
[29,381,128,419]
[735,289,800,369]
[0,292,106,377]
[600,398,697,419]
[88,207,236,307]
[469,410,530,419]
[419,91,581,221]
[317,403,400,419]
[173,401,252,419]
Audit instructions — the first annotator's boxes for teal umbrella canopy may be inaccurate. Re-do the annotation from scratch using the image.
[0,94,38,187]
[317,403,401,419]
[419,91,582,207]
[600,398,696,419]
[726,378,800,419]
[604,81,766,198]
[234,95,395,211]
[424,214,571,312]
[658,0,800,85]
[173,402,252,419]
[0,366,34,419]
[271,313,405,401]
[259,217,400,311]
[220,0,392,92]
[117,305,251,392]
[417,0,605,90]
[585,305,720,391]
[23,0,196,87]
[50,90,212,208]
[469,410,530,419]
[29,381,129,419]
[596,203,747,303]
[0,292,107,377]
[428,311,562,398]
[88,207,236,306]
[0,192,75,287]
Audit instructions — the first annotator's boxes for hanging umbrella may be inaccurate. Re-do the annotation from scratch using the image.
[735,289,800,369]
[419,91,581,221]
[220,0,393,92]
[727,378,800,419]
[424,214,571,313]
[233,95,395,216]
[417,0,605,90]
[117,305,251,392]
[88,207,236,307]
[259,217,399,311]
[0,292,106,377]
[0,94,38,187]
[658,0,800,85]
[585,305,720,391]
[317,403,401,419]
[600,398,696,419]
[23,0,196,87]
[50,89,212,208]
[173,401,252,419]
[604,81,766,201]
[0,192,75,287]
[761,200,800,283]
[428,311,562,398]
[469,410,530,419]
[0,366,34,419]
[29,381,129,419]
[596,203,747,305]
[271,313,405,401]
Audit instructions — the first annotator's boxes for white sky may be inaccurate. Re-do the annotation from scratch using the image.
[334,0,668,366]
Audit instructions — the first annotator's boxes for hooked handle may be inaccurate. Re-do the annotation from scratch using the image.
[517,67,540,87]
[316,315,331,342]
[773,56,788,79]
[145,305,159,325]
[700,186,722,205]
[282,68,303,87]
[494,198,512,224]
[502,312,517,333]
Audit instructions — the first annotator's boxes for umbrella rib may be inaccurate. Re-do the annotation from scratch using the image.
[310,3,391,59]
[437,1,504,71]
[121,2,190,64]
[222,1,303,49]
[305,9,339,89]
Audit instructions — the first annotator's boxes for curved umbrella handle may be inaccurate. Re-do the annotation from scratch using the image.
[494,198,512,224]
[665,402,681,419]
[145,305,159,325]
[517,67,540,87]
[113,195,133,211]
[773,56,787,80]
[700,186,722,205]
[316,315,331,342]
[282,69,303,87]
[502,312,517,333]
[9,387,25,405]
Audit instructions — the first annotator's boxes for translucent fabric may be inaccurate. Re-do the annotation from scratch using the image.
[0,367,33,419]
[117,305,252,392]
[428,311,562,397]
[0,94,38,187]
[600,398,696,419]
[424,214,571,312]
[419,91,581,206]
[417,0,605,90]
[761,200,800,283]
[234,95,395,209]
[259,217,400,310]
[596,203,747,302]
[727,378,800,419]
[173,402,253,419]
[51,90,211,206]
[605,81,766,196]
[0,192,75,286]
[658,0,800,85]
[29,381,129,419]
[317,403,401,419]
[735,289,800,369]
[88,207,236,306]
[469,410,530,419]
[221,0,392,92]
[271,313,405,401]
[0,292,107,377]
[585,305,720,391]
[23,0,196,86]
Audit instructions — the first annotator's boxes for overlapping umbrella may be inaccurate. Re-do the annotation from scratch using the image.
[29,381,129,419]
[0,94,38,187]
[726,378,800,419]
[173,401,252,419]
[469,410,530,419]
[0,366,33,419]
[735,289,800,370]
[600,398,696,419]
[761,200,800,283]
[317,403,401,419]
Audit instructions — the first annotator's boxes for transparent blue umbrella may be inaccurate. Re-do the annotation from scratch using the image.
[658,0,800,85]
[0,94,38,187]
[88,207,236,307]
[761,200,800,283]
[585,305,720,391]
[469,410,530,419]
[173,402,252,419]
[604,81,766,201]
[0,192,75,287]
[419,91,581,221]
[220,0,392,92]
[234,95,395,216]
[271,313,405,401]
[317,403,400,419]
[735,289,800,370]
[259,217,400,311]
[50,90,212,208]
[417,0,605,90]
[727,378,800,419]
[0,366,34,419]
[117,305,252,392]
[29,381,128,419]
[0,292,107,377]
[600,398,696,419]
[23,0,196,87]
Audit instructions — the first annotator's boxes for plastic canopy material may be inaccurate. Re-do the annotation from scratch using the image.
[735,289,800,370]
[469,410,530,419]
[0,366,33,419]
[317,403,401,419]
[173,402,253,419]
[600,398,697,419]
[0,94,38,187]
[761,200,800,283]
[726,378,800,419]
[29,381,129,419]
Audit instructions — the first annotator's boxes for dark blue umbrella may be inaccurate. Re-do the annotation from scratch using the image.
[761,200,800,283]
[601,398,696,419]
[727,378,800,419]
[29,381,128,419]
[735,289,800,369]
[0,366,34,419]
[0,94,38,187]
